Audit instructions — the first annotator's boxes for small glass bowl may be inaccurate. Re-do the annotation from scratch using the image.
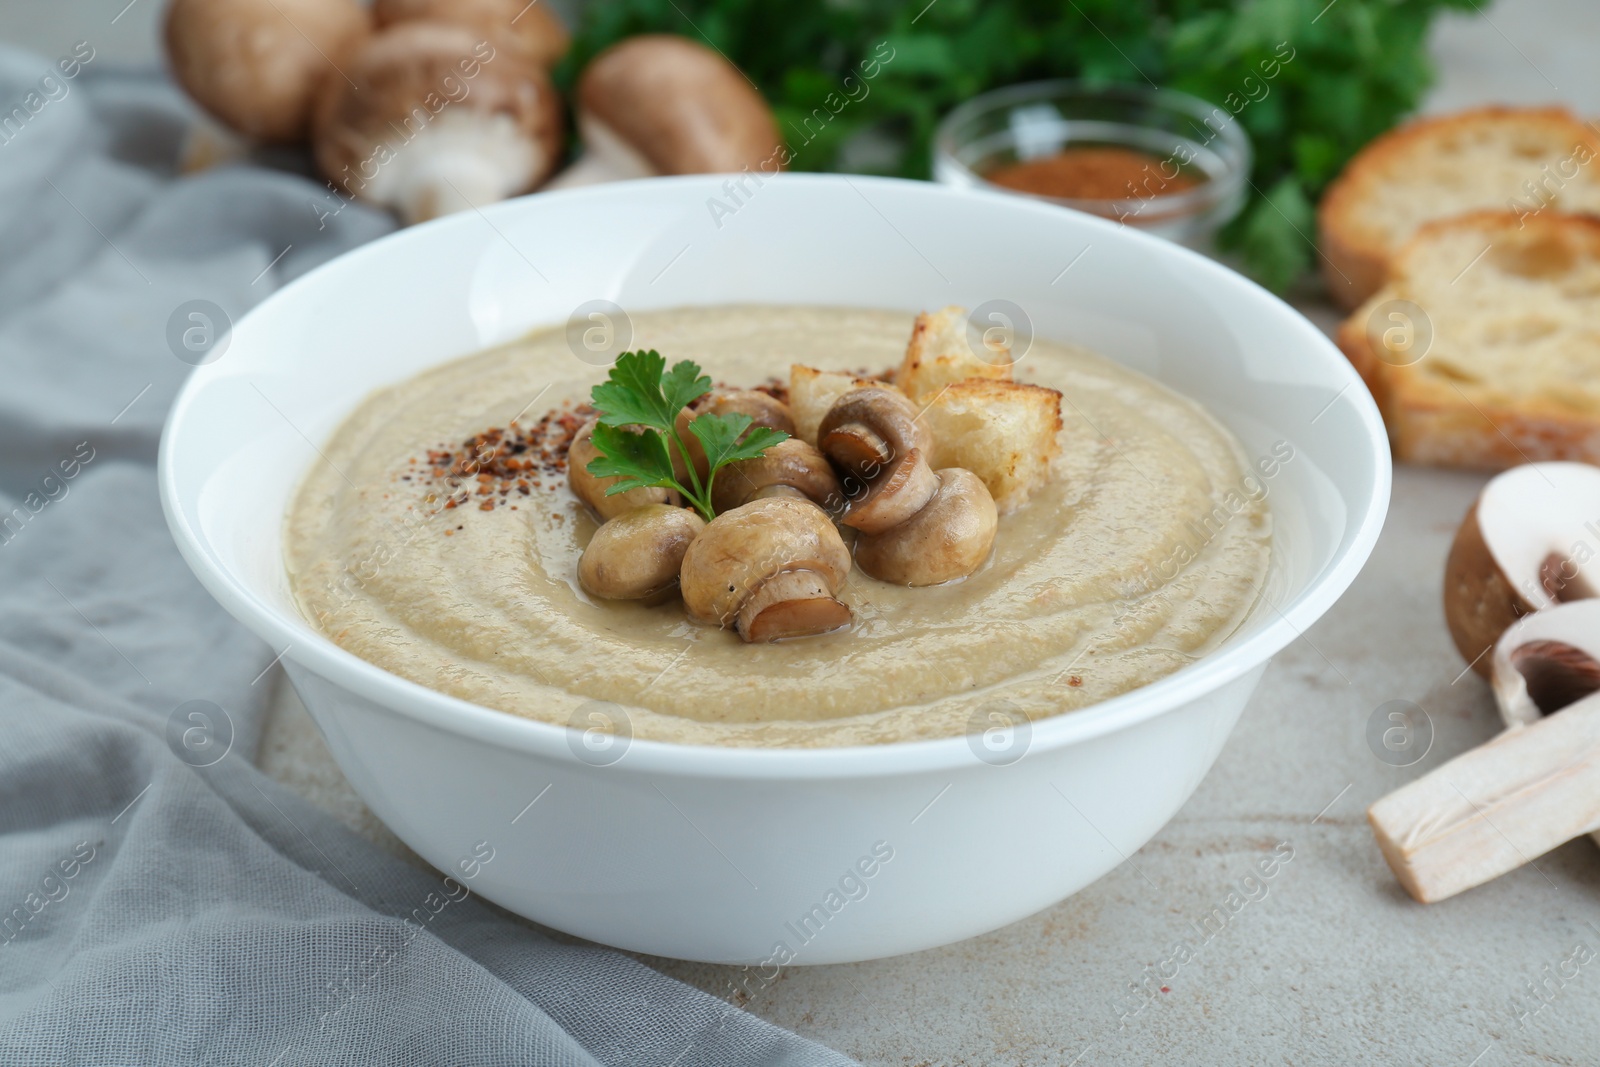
[933,81,1252,247]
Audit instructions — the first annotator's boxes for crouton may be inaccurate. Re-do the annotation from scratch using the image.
[789,364,878,446]
[895,305,1013,403]
[917,379,1062,513]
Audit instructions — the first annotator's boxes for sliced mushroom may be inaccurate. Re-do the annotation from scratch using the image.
[711,438,843,515]
[568,420,677,520]
[165,0,370,143]
[856,468,998,586]
[679,497,852,642]
[544,35,784,189]
[579,504,704,601]
[312,23,563,224]
[1444,462,1600,677]
[372,0,569,67]
[1490,599,1600,726]
[674,389,797,485]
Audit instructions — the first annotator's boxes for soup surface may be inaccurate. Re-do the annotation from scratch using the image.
[286,306,1272,747]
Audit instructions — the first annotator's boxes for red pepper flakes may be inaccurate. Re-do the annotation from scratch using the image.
[1068,675,1083,687]
[410,400,593,531]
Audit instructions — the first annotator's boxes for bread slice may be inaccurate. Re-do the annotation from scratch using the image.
[916,379,1062,512]
[895,306,1013,403]
[1319,107,1600,310]
[789,365,879,446]
[1338,211,1600,469]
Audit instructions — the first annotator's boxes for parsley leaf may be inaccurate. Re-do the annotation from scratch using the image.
[586,422,677,495]
[585,352,788,520]
[589,351,713,431]
[691,414,788,471]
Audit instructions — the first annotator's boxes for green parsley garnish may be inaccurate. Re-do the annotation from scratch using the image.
[585,350,789,522]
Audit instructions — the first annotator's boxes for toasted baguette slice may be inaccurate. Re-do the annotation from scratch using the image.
[916,379,1062,513]
[896,306,1013,403]
[789,365,879,446]
[1338,211,1600,469]
[1319,106,1600,310]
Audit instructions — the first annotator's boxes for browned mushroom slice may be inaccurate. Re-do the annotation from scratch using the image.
[710,438,842,515]
[312,23,563,224]
[856,469,998,586]
[165,0,371,144]
[679,497,852,642]
[547,34,785,188]
[578,504,704,601]
[568,419,678,520]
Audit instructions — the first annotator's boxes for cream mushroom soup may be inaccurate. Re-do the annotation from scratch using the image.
[285,305,1272,747]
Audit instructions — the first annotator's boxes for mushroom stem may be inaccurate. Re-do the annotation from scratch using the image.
[541,117,657,189]
[737,570,852,642]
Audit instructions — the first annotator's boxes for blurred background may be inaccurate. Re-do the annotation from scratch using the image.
[3,0,1590,299]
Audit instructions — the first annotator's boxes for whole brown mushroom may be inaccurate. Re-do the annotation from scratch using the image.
[674,389,797,485]
[579,504,704,601]
[568,419,678,520]
[818,388,938,535]
[711,438,842,515]
[373,0,570,67]
[312,23,563,224]
[855,468,998,586]
[165,0,370,143]
[680,497,852,642]
[545,34,785,188]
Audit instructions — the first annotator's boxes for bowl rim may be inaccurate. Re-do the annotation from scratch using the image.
[159,173,1390,782]
[933,78,1253,222]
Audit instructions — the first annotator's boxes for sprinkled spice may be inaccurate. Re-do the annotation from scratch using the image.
[414,402,592,524]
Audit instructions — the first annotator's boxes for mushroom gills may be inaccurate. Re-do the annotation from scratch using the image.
[1509,639,1600,715]
[1541,551,1597,602]
[737,570,852,642]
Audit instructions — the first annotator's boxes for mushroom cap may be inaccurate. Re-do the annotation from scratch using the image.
[372,0,570,67]
[312,22,563,219]
[577,34,784,175]
[568,420,677,520]
[817,387,932,479]
[1489,599,1600,726]
[818,387,939,534]
[578,503,704,600]
[165,0,370,143]
[679,496,851,631]
[711,438,843,515]
[675,389,797,484]
[856,468,998,586]
[1443,462,1600,676]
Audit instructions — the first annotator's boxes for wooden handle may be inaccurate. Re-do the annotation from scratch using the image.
[1367,693,1600,903]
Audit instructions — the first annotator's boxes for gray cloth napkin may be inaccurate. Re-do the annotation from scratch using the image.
[0,45,854,1067]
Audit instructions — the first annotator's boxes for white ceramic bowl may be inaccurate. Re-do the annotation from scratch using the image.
[160,175,1389,965]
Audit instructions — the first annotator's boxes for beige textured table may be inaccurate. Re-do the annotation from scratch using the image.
[12,0,1599,1061]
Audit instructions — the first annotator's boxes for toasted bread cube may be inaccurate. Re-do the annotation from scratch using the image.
[789,364,878,445]
[895,306,1013,403]
[918,379,1062,513]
